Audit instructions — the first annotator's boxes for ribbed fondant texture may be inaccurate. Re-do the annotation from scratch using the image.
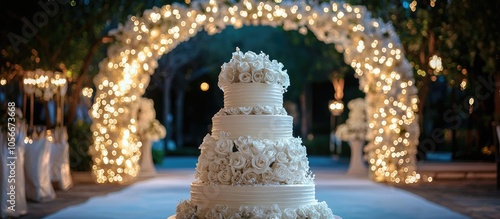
[212,115,293,140]
[191,184,317,209]
[224,83,283,108]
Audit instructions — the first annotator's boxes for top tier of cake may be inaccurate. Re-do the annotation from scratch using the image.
[218,48,290,92]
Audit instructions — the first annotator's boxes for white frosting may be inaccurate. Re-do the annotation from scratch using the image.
[215,105,287,116]
[218,49,290,91]
[224,83,283,108]
[175,49,337,219]
[212,115,293,140]
[176,199,335,219]
[191,184,317,209]
[195,133,313,185]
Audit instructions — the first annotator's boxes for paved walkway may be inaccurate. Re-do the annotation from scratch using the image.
[17,157,498,219]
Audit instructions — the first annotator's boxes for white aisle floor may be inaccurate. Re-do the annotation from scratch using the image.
[46,157,469,219]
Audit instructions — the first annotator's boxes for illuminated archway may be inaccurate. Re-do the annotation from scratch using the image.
[90,0,421,184]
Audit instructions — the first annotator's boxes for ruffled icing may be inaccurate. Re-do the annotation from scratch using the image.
[176,200,336,219]
[194,132,314,186]
[218,48,290,92]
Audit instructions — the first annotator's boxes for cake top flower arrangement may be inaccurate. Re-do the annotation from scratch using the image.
[137,98,166,141]
[335,98,368,141]
[218,48,290,91]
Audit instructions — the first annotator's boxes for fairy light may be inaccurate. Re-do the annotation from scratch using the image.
[91,0,424,184]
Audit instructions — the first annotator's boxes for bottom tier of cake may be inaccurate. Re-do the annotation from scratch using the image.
[175,183,337,218]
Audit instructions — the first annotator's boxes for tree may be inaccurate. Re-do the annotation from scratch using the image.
[0,0,180,125]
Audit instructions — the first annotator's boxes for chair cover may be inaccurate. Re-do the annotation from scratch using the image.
[50,126,73,190]
[1,122,28,217]
[24,128,56,202]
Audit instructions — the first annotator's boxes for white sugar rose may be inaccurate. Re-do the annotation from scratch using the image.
[275,151,289,163]
[215,139,234,156]
[286,146,300,159]
[199,134,215,150]
[279,71,290,87]
[283,208,298,219]
[242,169,258,184]
[220,65,236,82]
[264,71,277,84]
[274,140,285,152]
[176,200,197,218]
[252,154,270,173]
[242,51,258,62]
[272,163,289,182]
[251,60,265,73]
[229,152,247,170]
[238,72,252,83]
[315,202,334,218]
[209,162,219,172]
[208,171,218,183]
[215,204,228,213]
[296,206,308,218]
[252,71,264,82]
[261,168,274,183]
[234,136,249,148]
[215,157,229,166]
[237,62,251,73]
[205,209,223,219]
[231,168,242,185]
[205,150,216,161]
[287,161,299,172]
[252,206,265,218]
[264,146,277,159]
[237,144,252,157]
[239,106,252,115]
[232,49,243,60]
[251,141,265,155]
[217,167,232,185]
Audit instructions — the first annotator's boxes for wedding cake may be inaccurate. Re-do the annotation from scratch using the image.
[174,49,338,219]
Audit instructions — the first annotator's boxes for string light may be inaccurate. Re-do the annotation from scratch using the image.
[91,0,425,184]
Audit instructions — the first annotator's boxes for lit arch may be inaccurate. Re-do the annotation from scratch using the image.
[90,0,421,184]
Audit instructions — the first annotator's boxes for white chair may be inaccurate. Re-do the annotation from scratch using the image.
[50,126,73,190]
[24,127,56,202]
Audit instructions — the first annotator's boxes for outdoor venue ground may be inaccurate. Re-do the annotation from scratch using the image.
[17,157,499,219]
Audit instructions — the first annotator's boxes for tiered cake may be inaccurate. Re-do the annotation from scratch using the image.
[174,49,338,219]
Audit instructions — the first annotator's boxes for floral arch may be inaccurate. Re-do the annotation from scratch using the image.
[90,0,421,184]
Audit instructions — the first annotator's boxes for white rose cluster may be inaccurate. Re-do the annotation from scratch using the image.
[218,48,290,92]
[215,105,288,116]
[194,131,314,185]
[335,98,367,142]
[175,200,335,219]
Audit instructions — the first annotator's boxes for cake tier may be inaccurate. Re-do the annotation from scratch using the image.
[224,83,283,108]
[176,184,335,218]
[212,115,292,140]
[194,133,314,185]
[191,184,316,209]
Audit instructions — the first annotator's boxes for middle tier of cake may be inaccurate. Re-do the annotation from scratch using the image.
[211,115,293,140]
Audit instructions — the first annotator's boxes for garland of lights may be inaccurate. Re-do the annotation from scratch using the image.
[90,0,424,184]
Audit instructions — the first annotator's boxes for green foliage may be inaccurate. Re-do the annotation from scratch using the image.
[67,120,92,171]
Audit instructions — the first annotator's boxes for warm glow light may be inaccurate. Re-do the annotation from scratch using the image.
[200,82,209,91]
[429,55,443,73]
[91,0,422,184]
[329,100,344,116]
